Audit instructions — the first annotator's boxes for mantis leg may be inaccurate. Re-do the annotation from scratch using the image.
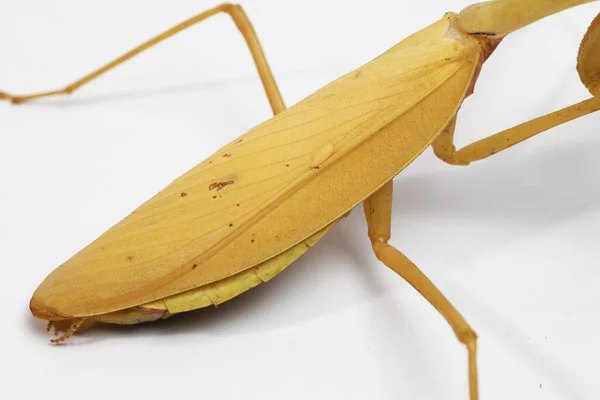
[0,3,285,115]
[364,181,479,400]
[436,11,600,166]
[459,0,596,39]
[432,97,600,165]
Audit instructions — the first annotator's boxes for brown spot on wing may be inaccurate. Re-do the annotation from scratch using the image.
[208,180,235,191]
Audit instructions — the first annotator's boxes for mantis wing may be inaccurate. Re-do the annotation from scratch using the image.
[31,14,482,319]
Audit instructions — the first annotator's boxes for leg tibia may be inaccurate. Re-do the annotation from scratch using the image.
[1,3,285,114]
[364,184,479,399]
[370,240,479,400]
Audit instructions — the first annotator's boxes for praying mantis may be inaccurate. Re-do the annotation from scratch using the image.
[1,0,599,399]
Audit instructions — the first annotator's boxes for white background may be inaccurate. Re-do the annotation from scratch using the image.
[1,1,599,399]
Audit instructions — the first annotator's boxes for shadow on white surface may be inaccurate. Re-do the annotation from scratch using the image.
[452,283,589,399]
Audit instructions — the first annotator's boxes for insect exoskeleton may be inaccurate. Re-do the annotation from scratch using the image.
[30,11,493,341]
[6,0,598,398]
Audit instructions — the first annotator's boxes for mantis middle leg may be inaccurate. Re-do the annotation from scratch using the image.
[364,181,479,400]
[0,3,285,115]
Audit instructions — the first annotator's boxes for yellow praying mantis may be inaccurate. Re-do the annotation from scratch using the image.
[2,1,599,399]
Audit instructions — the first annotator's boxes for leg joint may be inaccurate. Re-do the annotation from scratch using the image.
[457,329,478,346]
[370,237,388,257]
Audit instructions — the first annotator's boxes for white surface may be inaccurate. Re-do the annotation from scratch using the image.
[1,1,599,399]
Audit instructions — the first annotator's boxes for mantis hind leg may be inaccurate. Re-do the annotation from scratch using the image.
[364,181,479,400]
[0,3,285,115]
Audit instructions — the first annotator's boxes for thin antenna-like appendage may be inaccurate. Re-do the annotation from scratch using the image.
[459,0,597,38]
[0,3,285,115]
[50,318,86,344]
